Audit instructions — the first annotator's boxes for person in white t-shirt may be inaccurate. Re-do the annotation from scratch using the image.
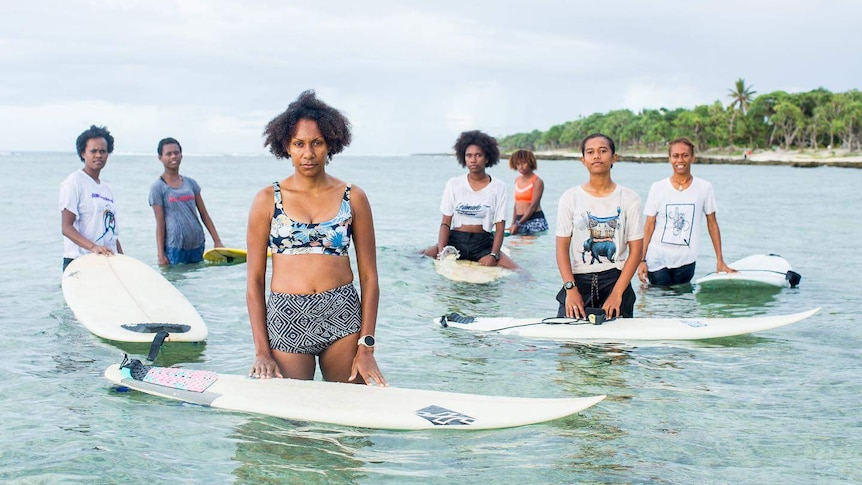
[637,137,736,286]
[422,130,518,270]
[556,133,643,319]
[59,125,123,271]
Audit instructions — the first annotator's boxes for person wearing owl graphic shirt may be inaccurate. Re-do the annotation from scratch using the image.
[59,125,123,272]
[423,130,519,270]
[637,137,736,286]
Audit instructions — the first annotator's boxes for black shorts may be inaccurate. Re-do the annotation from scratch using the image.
[555,268,636,318]
[447,230,494,262]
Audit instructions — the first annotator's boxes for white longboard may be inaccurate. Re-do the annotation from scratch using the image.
[104,363,604,430]
[438,308,819,342]
[62,254,208,343]
[696,254,801,289]
[433,246,513,284]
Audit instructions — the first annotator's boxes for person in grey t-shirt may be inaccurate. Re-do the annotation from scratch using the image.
[148,137,223,265]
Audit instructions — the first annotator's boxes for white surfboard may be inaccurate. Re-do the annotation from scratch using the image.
[104,363,604,430]
[437,308,819,342]
[62,254,208,343]
[433,246,513,284]
[696,254,801,289]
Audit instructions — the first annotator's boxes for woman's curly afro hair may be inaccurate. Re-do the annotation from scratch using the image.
[263,90,352,160]
[453,130,500,167]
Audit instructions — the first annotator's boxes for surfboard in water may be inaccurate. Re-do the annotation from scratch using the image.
[104,362,604,430]
[695,254,801,289]
[433,246,513,284]
[437,308,819,342]
[62,254,208,343]
[203,247,248,264]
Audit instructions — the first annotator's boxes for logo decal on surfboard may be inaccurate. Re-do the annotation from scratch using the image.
[415,405,476,426]
[680,319,707,328]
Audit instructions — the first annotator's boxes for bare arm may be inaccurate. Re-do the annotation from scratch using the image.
[61,209,114,256]
[436,214,453,256]
[246,187,281,379]
[195,193,223,248]
[509,196,519,235]
[706,212,736,273]
[637,215,656,283]
[556,235,584,319]
[347,186,386,386]
[152,205,169,265]
[478,220,506,267]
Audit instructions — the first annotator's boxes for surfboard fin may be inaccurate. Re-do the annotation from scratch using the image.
[786,270,801,288]
[147,330,170,361]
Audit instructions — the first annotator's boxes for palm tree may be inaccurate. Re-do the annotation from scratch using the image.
[728,78,757,114]
[727,78,757,147]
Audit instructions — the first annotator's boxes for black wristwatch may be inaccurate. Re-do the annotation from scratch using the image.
[564,281,575,290]
[489,252,500,261]
[358,335,376,348]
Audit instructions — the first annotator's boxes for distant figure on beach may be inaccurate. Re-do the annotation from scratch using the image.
[246,90,386,386]
[59,125,123,271]
[555,133,643,319]
[422,130,519,270]
[508,149,549,235]
[637,137,736,286]
[148,137,223,265]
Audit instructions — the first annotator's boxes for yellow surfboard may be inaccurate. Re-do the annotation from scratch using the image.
[203,247,248,264]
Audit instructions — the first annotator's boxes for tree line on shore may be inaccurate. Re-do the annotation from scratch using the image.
[498,80,862,154]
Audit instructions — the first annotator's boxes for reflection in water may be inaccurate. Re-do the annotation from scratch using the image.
[105,341,208,367]
[695,286,782,315]
[230,418,372,485]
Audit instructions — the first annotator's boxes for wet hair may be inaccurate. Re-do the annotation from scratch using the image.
[453,130,500,167]
[580,133,616,155]
[76,125,114,161]
[157,137,182,156]
[668,137,695,155]
[263,90,352,160]
[508,149,537,171]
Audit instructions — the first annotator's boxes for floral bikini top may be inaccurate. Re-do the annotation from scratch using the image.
[269,182,352,256]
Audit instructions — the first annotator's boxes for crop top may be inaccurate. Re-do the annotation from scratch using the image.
[269,182,352,256]
[514,174,537,203]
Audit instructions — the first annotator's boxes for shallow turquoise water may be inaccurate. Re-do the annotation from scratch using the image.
[1,152,860,483]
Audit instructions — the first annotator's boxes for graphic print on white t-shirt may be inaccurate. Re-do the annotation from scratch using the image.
[660,203,694,247]
[581,208,621,265]
[454,202,488,225]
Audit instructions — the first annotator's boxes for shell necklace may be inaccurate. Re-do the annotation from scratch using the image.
[672,175,692,192]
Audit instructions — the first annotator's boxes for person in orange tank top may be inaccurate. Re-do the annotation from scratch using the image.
[508,150,548,235]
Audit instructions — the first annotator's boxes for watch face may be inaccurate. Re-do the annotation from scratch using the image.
[564,281,575,290]
[360,335,375,347]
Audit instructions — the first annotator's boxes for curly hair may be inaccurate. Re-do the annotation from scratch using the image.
[580,133,616,155]
[263,90,352,160]
[508,149,537,171]
[453,130,500,167]
[76,125,114,161]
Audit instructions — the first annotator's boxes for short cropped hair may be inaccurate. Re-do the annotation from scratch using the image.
[158,137,182,156]
[580,133,616,155]
[263,90,352,160]
[668,137,695,155]
[508,149,537,170]
[76,125,114,161]
[453,130,500,167]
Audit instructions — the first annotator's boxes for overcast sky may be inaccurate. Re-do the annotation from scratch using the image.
[1,0,859,156]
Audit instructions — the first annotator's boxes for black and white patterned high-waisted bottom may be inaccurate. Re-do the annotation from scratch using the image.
[266,283,362,355]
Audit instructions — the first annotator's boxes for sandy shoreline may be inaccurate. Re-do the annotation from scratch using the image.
[533,149,862,168]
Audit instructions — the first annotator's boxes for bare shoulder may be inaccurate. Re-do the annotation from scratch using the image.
[347,183,369,202]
